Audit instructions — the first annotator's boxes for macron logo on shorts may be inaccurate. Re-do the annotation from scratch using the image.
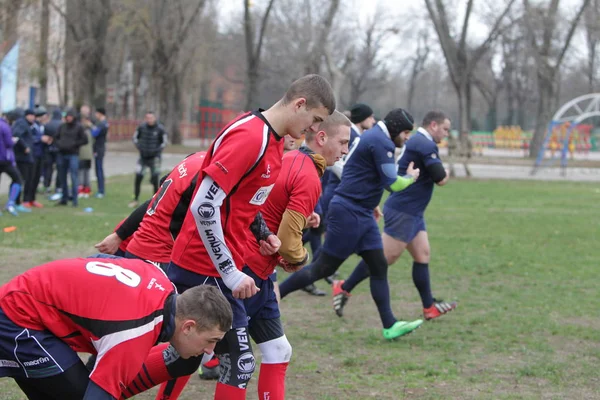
[23,357,50,367]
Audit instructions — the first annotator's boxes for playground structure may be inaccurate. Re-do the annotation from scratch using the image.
[532,93,600,175]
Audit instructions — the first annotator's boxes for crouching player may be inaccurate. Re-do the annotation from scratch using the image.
[0,256,232,400]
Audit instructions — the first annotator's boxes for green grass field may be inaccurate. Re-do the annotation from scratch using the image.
[1,176,599,399]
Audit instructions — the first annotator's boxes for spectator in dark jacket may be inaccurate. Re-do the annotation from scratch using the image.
[43,109,63,193]
[92,107,108,198]
[21,105,48,207]
[55,109,88,207]
[0,115,23,216]
[11,109,36,209]
[129,111,167,207]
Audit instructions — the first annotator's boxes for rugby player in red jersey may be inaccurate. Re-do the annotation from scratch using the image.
[161,74,336,400]
[0,256,232,400]
[241,110,350,400]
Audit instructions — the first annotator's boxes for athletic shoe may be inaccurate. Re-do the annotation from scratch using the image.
[5,205,18,216]
[324,271,339,285]
[94,193,104,199]
[301,283,326,296]
[30,201,44,208]
[198,357,220,380]
[48,193,62,201]
[15,205,32,213]
[332,280,350,317]
[22,201,33,208]
[382,319,423,340]
[423,298,457,320]
[128,200,139,208]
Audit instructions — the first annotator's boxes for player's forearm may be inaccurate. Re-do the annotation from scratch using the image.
[389,175,414,192]
[83,380,116,400]
[191,176,245,290]
[277,209,309,266]
[116,200,151,240]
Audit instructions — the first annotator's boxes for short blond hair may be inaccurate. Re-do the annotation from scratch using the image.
[305,110,351,142]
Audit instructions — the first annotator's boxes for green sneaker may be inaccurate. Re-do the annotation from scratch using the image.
[382,319,423,340]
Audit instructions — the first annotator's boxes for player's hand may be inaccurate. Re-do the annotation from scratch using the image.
[94,232,122,254]
[406,162,420,181]
[232,275,260,299]
[306,212,320,228]
[259,234,281,256]
[277,256,304,273]
[373,206,383,223]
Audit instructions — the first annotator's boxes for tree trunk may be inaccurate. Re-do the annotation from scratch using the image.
[407,75,417,112]
[457,79,471,133]
[38,0,50,105]
[245,66,259,112]
[485,96,498,131]
[93,62,107,108]
[164,74,182,145]
[529,72,554,157]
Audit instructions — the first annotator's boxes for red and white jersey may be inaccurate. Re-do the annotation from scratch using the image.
[126,152,206,263]
[0,257,175,399]
[171,111,284,276]
[244,149,322,278]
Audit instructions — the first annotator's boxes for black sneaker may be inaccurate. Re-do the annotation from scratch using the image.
[301,284,326,296]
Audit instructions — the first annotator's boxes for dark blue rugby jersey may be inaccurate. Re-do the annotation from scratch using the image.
[385,128,443,216]
[334,122,397,211]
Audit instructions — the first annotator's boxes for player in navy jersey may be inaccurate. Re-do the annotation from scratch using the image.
[320,103,375,222]
[0,257,232,400]
[279,108,424,340]
[337,110,457,321]
[301,103,375,295]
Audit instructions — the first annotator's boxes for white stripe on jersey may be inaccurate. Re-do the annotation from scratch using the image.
[211,114,256,155]
[91,314,164,374]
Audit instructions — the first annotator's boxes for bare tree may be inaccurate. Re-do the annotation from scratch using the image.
[523,0,591,157]
[51,0,113,107]
[424,0,516,132]
[244,0,276,111]
[345,11,397,106]
[406,29,430,111]
[473,52,503,131]
[583,0,599,92]
[304,0,341,75]
[132,0,207,144]
[38,0,50,105]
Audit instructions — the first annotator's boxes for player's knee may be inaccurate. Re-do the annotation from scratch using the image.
[258,335,292,364]
[415,247,430,263]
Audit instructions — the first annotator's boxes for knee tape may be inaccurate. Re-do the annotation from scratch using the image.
[258,335,292,364]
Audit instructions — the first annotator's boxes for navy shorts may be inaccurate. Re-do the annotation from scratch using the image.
[0,308,81,379]
[167,263,280,329]
[383,205,426,243]
[321,196,383,259]
[269,271,277,282]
